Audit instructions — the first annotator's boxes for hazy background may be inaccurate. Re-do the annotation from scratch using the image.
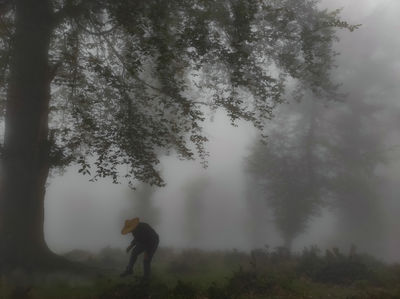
[44,0,400,262]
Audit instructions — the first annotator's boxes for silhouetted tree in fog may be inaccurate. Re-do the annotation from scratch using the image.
[125,183,160,226]
[0,0,355,271]
[246,97,389,253]
[182,176,210,246]
[327,99,386,254]
[246,99,330,250]
[244,173,270,248]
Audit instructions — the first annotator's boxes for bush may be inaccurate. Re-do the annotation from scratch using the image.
[168,280,199,299]
[297,247,372,285]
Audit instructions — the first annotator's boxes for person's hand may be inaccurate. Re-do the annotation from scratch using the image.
[126,245,133,253]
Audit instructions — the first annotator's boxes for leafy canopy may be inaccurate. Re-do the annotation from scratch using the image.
[0,0,357,186]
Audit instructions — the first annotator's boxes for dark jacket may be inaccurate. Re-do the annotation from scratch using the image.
[131,222,159,249]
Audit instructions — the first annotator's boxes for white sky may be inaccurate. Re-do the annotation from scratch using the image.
[320,0,392,20]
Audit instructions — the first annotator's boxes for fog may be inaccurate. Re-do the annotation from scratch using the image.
[43,0,400,263]
[45,112,257,252]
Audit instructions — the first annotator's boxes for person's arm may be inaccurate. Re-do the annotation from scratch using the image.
[126,238,136,253]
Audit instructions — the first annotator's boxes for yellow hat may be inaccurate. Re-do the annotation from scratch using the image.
[121,217,140,235]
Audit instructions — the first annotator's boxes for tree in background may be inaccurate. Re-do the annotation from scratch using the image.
[246,99,330,251]
[125,183,160,227]
[0,0,355,271]
[321,7,397,254]
[246,95,389,253]
[327,99,386,254]
[244,172,271,249]
[182,176,210,246]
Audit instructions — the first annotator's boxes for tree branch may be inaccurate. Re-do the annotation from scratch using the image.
[48,61,63,83]
[95,26,185,102]
[77,22,117,36]
[88,19,211,109]
[52,1,86,27]
[0,0,13,16]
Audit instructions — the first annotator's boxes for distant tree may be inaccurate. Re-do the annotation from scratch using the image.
[182,176,210,246]
[0,0,356,270]
[327,99,386,254]
[125,183,160,226]
[244,173,271,248]
[246,96,388,253]
[246,99,330,250]
[321,12,392,253]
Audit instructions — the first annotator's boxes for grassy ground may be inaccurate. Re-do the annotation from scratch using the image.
[1,246,400,298]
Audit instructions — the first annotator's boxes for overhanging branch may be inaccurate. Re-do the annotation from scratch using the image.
[52,1,86,27]
[94,24,207,108]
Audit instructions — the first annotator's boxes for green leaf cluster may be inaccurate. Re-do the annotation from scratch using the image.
[0,0,356,185]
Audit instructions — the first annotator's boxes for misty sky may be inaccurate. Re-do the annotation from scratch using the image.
[44,0,400,262]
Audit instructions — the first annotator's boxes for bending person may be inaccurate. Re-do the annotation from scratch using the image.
[120,217,159,280]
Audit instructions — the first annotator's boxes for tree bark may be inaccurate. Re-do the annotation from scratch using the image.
[0,0,56,272]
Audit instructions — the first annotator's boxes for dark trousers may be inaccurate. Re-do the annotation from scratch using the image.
[127,238,159,278]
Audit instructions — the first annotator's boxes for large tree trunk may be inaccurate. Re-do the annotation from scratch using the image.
[0,0,57,272]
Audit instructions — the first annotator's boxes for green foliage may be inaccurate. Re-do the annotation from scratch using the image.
[1,0,356,186]
[169,280,199,299]
[2,246,400,298]
[297,247,372,285]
